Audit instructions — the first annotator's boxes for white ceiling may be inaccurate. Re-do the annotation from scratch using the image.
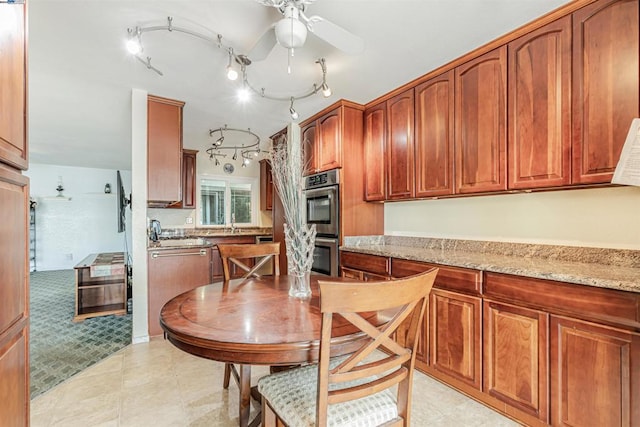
[27,0,569,171]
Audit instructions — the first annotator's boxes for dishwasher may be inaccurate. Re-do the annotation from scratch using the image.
[255,235,274,275]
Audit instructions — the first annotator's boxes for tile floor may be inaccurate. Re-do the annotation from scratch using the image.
[31,338,521,427]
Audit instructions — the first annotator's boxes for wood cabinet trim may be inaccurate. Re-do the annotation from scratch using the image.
[299,99,364,128]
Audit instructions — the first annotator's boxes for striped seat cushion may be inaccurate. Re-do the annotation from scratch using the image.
[258,361,398,427]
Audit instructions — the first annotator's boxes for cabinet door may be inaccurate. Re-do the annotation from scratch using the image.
[0,3,27,171]
[181,149,197,209]
[363,103,386,201]
[484,301,549,423]
[317,109,341,172]
[301,121,317,176]
[508,17,571,189]
[341,267,363,280]
[386,88,415,199]
[260,159,273,211]
[0,165,29,426]
[572,0,639,184]
[147,95,184,204]
[430,289,482,389]
[147,248,212,336]
[455,47,507,194]
[415,70,455,197]
[550,316,640,427]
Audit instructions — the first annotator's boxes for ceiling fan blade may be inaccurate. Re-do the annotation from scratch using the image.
[306,15,364,54]
[249,26,278,61]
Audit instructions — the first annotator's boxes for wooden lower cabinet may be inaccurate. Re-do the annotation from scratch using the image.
[341,252,640,426]
[550,316,640,427]
[147,247,212,336]
[484,300,549,423]
[430,289,482,390]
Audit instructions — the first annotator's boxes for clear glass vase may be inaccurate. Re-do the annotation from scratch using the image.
[283,223,317,299]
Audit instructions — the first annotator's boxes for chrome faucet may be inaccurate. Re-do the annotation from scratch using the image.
[230,213,237,233]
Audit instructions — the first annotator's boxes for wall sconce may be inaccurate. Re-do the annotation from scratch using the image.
[104,183,112,194]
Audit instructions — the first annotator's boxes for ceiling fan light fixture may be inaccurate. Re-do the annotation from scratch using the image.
[275,16,307,49]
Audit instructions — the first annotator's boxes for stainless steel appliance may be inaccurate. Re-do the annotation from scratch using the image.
[304,169,339,238]
[312,237,339,276]
[304,170,340,276]
[255,234,274,275]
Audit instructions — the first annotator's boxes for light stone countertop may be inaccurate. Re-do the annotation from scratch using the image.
[341,236,640,294]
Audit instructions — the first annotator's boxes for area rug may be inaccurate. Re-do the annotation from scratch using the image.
[29,269,132,398]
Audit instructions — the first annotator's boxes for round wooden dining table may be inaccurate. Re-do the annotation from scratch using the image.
[160,274,390,427]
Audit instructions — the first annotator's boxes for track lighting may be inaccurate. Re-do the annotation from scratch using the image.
[238,86,251,102]
[226,48,238,81]
[289,97,299,120]
[321,82,332,98]
[126,17,334,118]
[207,126,262,168]
[126,28,142,55]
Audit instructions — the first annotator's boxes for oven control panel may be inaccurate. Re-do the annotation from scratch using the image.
[305,169,339,189]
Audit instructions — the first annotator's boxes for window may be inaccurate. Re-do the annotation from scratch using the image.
[199,176,257,226]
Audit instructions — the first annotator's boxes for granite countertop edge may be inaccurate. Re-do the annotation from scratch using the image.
[340,244,640,294]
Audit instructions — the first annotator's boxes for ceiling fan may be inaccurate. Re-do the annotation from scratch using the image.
[250,0,365,61]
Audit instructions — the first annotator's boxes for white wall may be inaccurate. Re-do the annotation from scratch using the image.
[149,135,274,229]
[384,186,640,250]
[25,164,132,270]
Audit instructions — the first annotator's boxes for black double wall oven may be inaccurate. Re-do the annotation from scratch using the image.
[304,169,339,276]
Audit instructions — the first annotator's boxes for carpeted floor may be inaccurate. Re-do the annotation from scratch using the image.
[29,270,132,398]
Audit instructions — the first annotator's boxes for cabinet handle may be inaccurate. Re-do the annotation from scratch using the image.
[151,249,207,258]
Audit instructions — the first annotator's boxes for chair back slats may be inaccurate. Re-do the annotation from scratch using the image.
[328,367,408,405]
[315,267,439,426]
[218,242,280,281]
[330,353,411,385]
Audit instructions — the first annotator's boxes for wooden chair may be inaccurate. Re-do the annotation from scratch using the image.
[217,242,281,409]
[258,268,438,427]
[218,242,280,281]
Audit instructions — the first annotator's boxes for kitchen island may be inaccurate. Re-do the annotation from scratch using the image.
[340,236,640,427]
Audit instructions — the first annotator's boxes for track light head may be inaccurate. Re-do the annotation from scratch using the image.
[321,82,332,98]
[289,97,299,120]
[126,28,143,54]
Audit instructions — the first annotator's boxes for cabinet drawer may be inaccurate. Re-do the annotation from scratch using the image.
[392,259,482,295]
[340,251,390,276]
[485,272,640,330]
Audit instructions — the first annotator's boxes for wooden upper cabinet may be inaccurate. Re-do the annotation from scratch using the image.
[0,3,27,170]
[181,149,197,209]
[301,121,317,176]
[414,71,455,197]
[508,16,572,189]
[317,109,342,172]
[455,47,507,194]
[259,159,273,211]
[363,102,386,201]
[386,88,415,199]
[302,107,342,175]
[572,0,639,184]
[147,95,184,205]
